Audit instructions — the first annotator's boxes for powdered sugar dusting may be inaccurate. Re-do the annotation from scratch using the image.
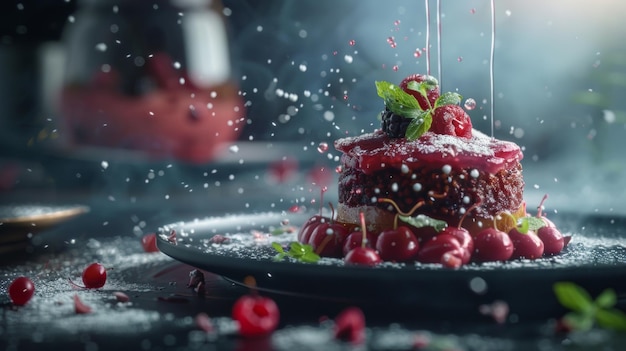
[1,236,174,341]
[272,324,517,351]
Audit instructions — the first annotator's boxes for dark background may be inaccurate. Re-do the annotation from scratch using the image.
[1,0,625,215]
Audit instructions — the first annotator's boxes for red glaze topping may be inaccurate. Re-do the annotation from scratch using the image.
[335,129,523,175]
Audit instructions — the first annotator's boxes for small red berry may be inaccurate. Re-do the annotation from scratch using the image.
[537,226,565,256]
[344,247,382,267]
[439,226,474,264]
[417,234,464,266]
[232,295,280,338]
[509,228,544,259]
[342,231,375,256]
[8,277,35,306]
[297,215,329,243]
[333,307,366,344]
[430,105,473,138]
[308,223,349,258]
[375,226,420,262]
[473,228,514,262]
[141,233,159,253]
[82,263,107,289]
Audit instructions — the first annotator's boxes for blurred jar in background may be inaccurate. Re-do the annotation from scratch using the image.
[59,0,244,164]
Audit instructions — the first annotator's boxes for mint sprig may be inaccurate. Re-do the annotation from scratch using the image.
[272,241,320,263]
[434,91,463,108]
[375,81,422,118]
[398,214,448,232]
[515,216,547,234]
[553,281,626,331]
[375,79,462,140]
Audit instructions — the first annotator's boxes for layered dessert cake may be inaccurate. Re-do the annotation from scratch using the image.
[298,74,567,266]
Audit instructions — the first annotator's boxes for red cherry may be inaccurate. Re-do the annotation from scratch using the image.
[308,223,349,258]
[344,247,382,267]
[439,226,474,264]
[82,263,107,289]
[375,226,420,262]
[399,74,439,110]
[232,294,280,338]
[417,234,464,267]
[440,251,464,269]
[473,228,514,262]
[411,226,439,245]
[430,105,473,138]
[342,230,377,256]
[297,215,329,243]
[8,277,35,306]
[537,226,565,256]
[141,233,159,253]
[508,228,544,260]
[333,307,366,344]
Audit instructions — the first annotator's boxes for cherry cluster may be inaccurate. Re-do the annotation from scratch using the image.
[298,196,569,268]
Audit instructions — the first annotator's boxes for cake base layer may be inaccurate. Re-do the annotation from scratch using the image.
[336,202,527,236]
[337,161,524,222]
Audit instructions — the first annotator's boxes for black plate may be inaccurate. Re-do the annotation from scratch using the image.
[156,211,626,321]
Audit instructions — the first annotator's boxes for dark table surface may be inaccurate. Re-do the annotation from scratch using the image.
[1,158,626,351]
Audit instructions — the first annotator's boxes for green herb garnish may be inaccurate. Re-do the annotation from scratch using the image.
[272,242,321,263]
[553,281,626,331]
[516,216,546,234]
[398,214,448,232]
[375,79,462,141]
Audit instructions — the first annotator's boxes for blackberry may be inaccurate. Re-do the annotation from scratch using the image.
[380,108,412,138]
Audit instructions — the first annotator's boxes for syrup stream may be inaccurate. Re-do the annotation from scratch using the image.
[490,0,496,137]
[436,0,442,87]
[424,0,431,76]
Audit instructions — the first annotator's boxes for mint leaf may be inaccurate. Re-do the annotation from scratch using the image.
[301,252,321,263]
[399,214,447,232]
[554,282,594,313]
[271,242,285,253]
[595,288,617,309]
[516,217,530,234]
[527,217,547,232]
[273,241,320,263]
[288,241,306,256]
[405,80,422,94]
[375,81,422,117]
[375,80,394,99]
[595,308,626,331]
[554,282,626,332]
[434,92,462,108]
[404,111,432,140]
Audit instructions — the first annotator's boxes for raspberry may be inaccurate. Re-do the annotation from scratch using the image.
[430,105,473,138]
[399,74,439,110]
[380,108,411,138]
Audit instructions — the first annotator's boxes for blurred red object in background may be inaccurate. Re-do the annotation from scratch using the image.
[58,0,244,164]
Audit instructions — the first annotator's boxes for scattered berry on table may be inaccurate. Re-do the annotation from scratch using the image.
[232,294,280,338]
[8,276,35,306]
[82,263,107,289]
